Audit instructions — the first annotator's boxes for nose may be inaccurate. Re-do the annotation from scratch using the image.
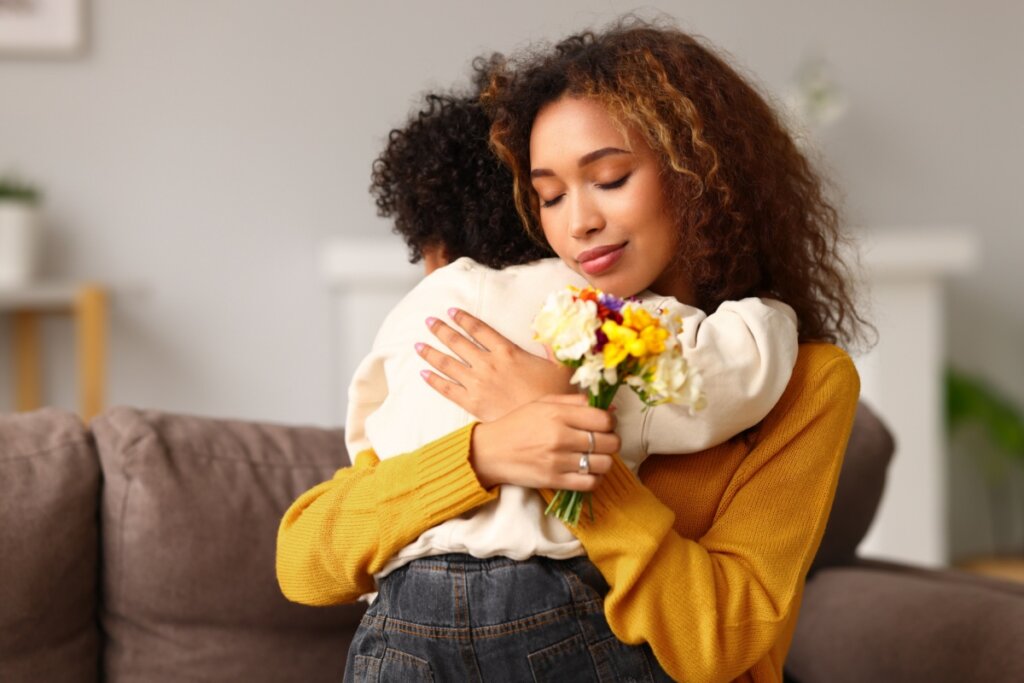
[567,189,605,239]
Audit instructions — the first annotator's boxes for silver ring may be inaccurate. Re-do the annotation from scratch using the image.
[586,430,595,455]
[578,453,591,475]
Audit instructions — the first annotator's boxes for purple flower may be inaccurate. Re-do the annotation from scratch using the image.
[598,293,625,312]
[594,328,609,352]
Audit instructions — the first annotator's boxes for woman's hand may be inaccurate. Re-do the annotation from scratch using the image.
[417,308,575,421]
[470,394,620,490]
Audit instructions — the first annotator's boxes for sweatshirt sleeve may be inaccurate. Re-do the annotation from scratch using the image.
[642,297,799,455]
[276,423,496,606]
[557,345,859,682]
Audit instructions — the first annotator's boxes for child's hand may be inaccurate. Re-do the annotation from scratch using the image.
[417,308,575,421]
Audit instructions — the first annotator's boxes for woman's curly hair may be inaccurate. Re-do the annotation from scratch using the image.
[483,19,867,347]
[370,70,554,269]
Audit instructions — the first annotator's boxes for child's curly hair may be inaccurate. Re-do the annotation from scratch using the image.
[484,19,867,346]
[370,66,554,270]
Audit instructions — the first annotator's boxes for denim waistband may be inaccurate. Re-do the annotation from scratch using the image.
[396,553,596,574]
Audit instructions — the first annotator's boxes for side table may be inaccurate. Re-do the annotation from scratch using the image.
[0,282,107,421]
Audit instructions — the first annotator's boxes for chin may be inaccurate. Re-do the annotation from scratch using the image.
[591,279,636,298]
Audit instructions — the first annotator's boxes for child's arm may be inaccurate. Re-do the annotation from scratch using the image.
[639,297,798,454]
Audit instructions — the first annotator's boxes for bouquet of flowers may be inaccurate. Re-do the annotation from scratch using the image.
[533,286,705,525]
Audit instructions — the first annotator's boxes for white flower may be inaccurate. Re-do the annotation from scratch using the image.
[571,355,605,395]
[644,354,706,410]
[533,290,599,362]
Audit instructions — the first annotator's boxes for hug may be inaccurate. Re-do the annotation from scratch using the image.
[277,17,862,683]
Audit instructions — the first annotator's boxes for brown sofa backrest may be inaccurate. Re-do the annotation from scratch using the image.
[0,408,101,683]
[92,407,366,683]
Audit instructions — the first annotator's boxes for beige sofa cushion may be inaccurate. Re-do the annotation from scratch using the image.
[93,407,365,683]
[0,409,100,683]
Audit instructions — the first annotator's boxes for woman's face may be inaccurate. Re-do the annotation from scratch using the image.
[529,96,692,302]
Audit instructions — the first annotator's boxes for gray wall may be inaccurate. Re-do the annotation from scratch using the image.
[1,1,1022,559]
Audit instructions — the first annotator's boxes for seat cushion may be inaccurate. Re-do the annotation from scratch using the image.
[92,407,365,683]
[788,559,1024,682]
[0,409,100,683]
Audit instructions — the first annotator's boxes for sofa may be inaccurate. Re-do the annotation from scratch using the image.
[1,402,1023,682]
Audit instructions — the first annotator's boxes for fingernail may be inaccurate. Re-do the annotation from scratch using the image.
[425,316,438,327]
[414,342,425,353]
[419,370,431,380]
[448,307,459,318]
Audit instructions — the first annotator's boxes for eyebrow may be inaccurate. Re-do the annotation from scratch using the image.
[530,147,631,178]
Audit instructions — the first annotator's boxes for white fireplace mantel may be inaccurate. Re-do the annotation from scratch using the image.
[321,226,979,568]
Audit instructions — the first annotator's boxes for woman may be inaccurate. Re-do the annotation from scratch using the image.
[278,19,863,682]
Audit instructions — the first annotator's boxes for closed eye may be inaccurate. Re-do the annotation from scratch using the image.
[540,194,564,209]
[597,173,631,190]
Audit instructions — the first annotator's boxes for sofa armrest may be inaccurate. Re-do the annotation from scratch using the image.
[0,409,100,683]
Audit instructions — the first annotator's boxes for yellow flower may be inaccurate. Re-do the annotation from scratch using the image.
[639,324,669,355]
[600,320,634,368]
[605,309,669,362]
[622,306,654,332]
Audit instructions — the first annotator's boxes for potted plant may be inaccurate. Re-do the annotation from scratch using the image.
[948,368,1024,581]
[0,176,43,287]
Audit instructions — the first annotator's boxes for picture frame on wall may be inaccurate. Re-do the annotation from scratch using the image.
[0,0,86,57]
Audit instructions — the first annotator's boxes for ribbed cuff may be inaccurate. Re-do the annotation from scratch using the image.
[542,454,675,542]
[410,422,498,528]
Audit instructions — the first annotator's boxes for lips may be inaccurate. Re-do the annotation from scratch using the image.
[577,242,627,276]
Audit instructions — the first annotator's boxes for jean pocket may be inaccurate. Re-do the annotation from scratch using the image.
[353,649,434,683]
[588,636,656,682]
[528,633,601,682]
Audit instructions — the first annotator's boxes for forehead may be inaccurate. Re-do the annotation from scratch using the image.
[529,96,635,166]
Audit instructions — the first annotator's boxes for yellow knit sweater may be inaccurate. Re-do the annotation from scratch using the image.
[277,343,859,683]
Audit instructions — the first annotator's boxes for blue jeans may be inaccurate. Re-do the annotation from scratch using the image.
[344,554,673,682]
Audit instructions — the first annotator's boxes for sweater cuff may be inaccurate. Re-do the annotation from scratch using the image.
[411,422,498,528]
[542,454,675,543]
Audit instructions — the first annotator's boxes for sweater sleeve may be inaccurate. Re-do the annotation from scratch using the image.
[559,345,859,682]
[641,297,799,455]
[276,423,496,606]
